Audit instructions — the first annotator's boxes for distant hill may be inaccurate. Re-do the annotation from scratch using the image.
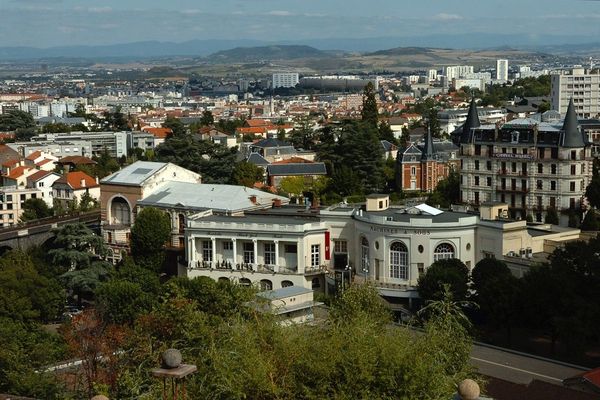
[208,45,327,62]
[367,47,436,56]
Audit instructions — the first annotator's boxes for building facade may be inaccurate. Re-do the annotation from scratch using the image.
[272,73,299,89]
[396,130,460,192]
[459,99,592,224]
[551,68,600,118]
[496,59,509,81]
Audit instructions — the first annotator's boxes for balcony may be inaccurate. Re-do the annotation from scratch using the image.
[497,169,528,177]
[496,186,529,193]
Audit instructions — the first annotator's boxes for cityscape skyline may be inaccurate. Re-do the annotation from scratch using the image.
[2,0,600,48]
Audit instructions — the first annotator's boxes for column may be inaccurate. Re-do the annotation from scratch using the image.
[274,240,280,273]
[297,239,304,274]
[231,238,237,270]
[252,239,258,271]
[211,237,217,268]
[188,237,195,268]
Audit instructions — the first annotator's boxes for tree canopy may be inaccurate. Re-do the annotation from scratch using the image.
[130,207,172,271]
[154,134,238,184]
[361,82,379,128]
[417,258,469,302]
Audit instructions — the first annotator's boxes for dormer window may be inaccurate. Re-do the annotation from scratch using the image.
[511,131,520,144]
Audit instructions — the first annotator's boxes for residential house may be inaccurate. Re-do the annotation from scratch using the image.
[52,171,100,210]
[26,170,61,207]
[0,186,43,227]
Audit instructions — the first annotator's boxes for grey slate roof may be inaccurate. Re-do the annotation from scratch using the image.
[421,127,435,161]
[460,99,482,144]
[246,152,270,166]
[267,163,327,176]
[253,138,291,148]
[137,181,288,212]
[101,161,167,186]
[561,98,586,148]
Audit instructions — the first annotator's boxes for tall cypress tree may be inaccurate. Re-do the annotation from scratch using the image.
[361,82,378,129]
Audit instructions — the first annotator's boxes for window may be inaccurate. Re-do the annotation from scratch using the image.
[6,195,11,202]
[571,150,577,160]
[571,165,576,175]
[334,240,347,253]
[311,244,320,267]
[361,237,369,272]
[411,166,416,176]
[486,177,492,187]
[474,176,479,186]
[282,280,293,288]
[243,242,254,264]
[390,242,408,280]
[417,263,425,276]
[536,180,542,189]
[20,194,26,201]
[570,181,576,191]
[474,160,479,170]
[260,279,272,291]
[551,181,556,190]
[285,244,297,253]
[264,243,276,265]
[202,241,212,263]
[223,241,233,250]
[537,163,543,173]
[434,243,455,261]
[39,182,44,187]
[107,232,112,243]
[551,164,557,174]
[486,161,492,170]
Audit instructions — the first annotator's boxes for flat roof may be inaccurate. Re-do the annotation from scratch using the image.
[257,285,313,300]
[138,181,288,213]
[101,161,167,186]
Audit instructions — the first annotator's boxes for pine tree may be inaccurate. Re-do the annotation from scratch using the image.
[361,82,378,128]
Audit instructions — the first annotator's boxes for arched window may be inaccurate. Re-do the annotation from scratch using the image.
[361,237,369,273]
[390,242,409,280]
[434,243,455,261]
[260,279,273,291]
[239,278,251,287]
[281,280,293,288]
[218,277,230,283]
[178,214,185,234]
[110,197,131,225]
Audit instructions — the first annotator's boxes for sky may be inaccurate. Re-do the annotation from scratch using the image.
[2,0,600,48]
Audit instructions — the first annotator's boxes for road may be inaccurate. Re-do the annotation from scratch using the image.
[471,342,589,385]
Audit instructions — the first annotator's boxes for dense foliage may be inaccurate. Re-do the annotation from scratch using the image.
[130,207,172,271]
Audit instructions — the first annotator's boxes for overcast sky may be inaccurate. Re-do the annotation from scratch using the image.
[2,0,600,47]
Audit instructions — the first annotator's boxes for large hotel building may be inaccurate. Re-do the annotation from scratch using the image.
[459,99,592,224]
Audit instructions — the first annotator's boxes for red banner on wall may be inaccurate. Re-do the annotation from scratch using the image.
[325,231,330,260]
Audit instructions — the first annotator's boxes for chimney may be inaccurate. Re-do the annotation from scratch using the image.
[249,195,257,204]
[81,178,86,188]
[272,198,282,208]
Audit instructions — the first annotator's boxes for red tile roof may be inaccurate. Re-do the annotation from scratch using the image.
[143,127,172,139]
[25,150,42,161]
[271,157,314,164]
[58,155,97,165]
[63,171,98,190]
[237,127,267,134]
[5,165,32,179]
[245,119,269,127]
[27,170,54,182]
[2,158,21,168]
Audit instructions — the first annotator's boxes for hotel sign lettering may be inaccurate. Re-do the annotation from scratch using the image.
[494,153,535,160]
[370,226,431,235]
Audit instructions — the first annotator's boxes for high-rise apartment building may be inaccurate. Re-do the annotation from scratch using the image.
[272,73,299,89]
[459,99,592,225]
[496,59,508,81]
[442,65,474,80]
[551,68,600,118]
